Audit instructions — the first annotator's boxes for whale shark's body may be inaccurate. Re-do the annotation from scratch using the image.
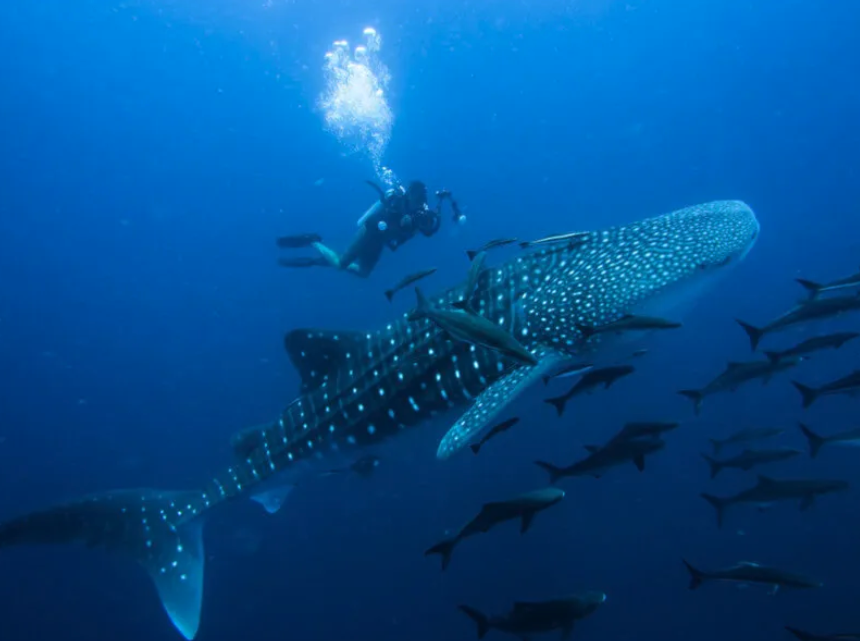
[0,201,759,639]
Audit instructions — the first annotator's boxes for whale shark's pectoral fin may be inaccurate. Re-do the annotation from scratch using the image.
[437,348,565,459]
[0,489,207,640]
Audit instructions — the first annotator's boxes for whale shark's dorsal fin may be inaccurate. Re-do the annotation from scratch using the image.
[436,348,565,458]
[284,329,370,393]
[0,489,207,639]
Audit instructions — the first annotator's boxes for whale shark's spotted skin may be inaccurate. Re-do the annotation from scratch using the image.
[0,201,759,639]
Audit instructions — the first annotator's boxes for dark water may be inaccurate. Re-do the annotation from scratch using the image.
[1,1,859,640]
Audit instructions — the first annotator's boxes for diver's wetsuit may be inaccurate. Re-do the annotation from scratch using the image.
[336,186,442,278]
[278,180,459,279]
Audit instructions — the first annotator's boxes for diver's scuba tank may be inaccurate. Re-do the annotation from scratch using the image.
[358,181,404,228]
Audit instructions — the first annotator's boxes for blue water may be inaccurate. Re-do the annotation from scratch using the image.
[1,1,859,639]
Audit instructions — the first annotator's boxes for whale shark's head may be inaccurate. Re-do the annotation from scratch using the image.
[523,200,759,352]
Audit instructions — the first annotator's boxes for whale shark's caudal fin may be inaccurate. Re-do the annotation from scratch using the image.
[0,489,208,640]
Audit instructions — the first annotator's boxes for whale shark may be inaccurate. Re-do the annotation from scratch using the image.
[0,200,759,639]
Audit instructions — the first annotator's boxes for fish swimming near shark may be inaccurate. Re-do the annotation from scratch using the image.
[543,365,635,416]
[0,200,760,638]
[409,287,539,366]
[535,437,666,484]
[798,423,860,459]
[318,454,382,479]
[785,627,860,641]
[424,487,565,570]
[459,592,607,640]
[678,357,801,415]
[792,370,860,409]
[467,238,518,261]
[470,417,520,455]
[605,421,680,445]
[701,447,802,479]
[455,250,487,312]
[518,230,592,249]
[796,268,860,300]
[384,267,437,302]
[701,475,849,528]
[736,294,860,351]
[709,427,785,455]
[683,559,822,593]
[763,332,859,364]
[541,361,595,385]
[575,314,682,340]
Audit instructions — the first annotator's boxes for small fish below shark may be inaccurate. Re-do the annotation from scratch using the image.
[682,559,822,593]
[536,436,667,483]
[701,475,849,529]
[700,447,801,480]
[424,487,565,571]
[459,591,607,640]
[709,427,785,455]
[679,357,802,415]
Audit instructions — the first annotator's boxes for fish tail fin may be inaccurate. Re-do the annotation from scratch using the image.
[678,390,704,415]
[700,493,728,529]
[708,439,723,456]
[0,490,209,639]
[466,250,478,262]
[534,460,565,484]
[543,395,567,417]
[384,289,395,302]
[798,422,826,459]
[469,442,482,455]
[407,287,431,322]
[682,559,706,590]
[700,453,722,479]
[791,381,819,409]
[458,605,491,639]
[735,319,764,351]
[784,627,816,641]
[574,323,595,339]
[424,538,458,571]
[795,278,822,300]
[763,350,782,364]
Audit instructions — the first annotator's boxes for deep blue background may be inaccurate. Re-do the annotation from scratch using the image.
[1,0,859,639]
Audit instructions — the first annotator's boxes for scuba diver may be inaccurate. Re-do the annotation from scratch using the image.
[277,180,466,278]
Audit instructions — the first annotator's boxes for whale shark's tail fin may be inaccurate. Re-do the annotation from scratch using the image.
[0,489,208,640]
